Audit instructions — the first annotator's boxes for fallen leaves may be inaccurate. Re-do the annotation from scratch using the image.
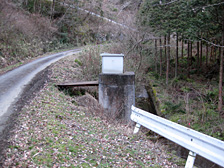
[2,53,183,168]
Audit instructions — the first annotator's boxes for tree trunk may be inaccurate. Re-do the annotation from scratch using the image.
[218,22,224,113]
[155,39,158,73]
[181,38,184,59]
[187,40,189,67]
[197,38,200,72]
[210,46,213,63]
[200,39,203,66]
[214,45,217,61]
[206,41,208,67]
[187,40,190,78]
[164,35,167,66]
[39,1,42,14]
[175,32,178,78]
[166,33,170,85]
[51,0,55,20]
[33,0,37,12]
[190,41,192,66]
[160,37,162,76]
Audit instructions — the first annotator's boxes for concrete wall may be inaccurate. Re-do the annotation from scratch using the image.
[99,72,135,124]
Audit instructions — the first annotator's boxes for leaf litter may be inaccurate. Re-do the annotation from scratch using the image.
[2,50,183,167]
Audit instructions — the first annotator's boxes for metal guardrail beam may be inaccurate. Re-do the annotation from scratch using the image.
[130,105,224,167]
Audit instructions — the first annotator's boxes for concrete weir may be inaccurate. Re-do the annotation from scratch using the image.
[99,72,135,124]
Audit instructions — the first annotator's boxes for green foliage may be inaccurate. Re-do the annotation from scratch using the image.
[161,101,185,115]
[145,71,224,141]
[112,8,118,12]
[21,0,66,17]
[204,88,219,103]
[138,0,224,42]
[75,59,82,66]
[170,114,183,123]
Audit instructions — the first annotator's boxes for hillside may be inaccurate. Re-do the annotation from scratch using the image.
[0,0,57,68]
[0,0,140,70]
[0,0,223,167]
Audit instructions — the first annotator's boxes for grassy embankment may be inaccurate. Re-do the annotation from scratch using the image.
[2,45,184,167]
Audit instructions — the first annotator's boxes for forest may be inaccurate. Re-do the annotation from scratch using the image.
[138,0,224,112]
[133,0,224,140]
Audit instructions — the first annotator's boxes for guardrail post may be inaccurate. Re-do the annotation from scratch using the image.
[185,151,197,168]
[133,123,141,134]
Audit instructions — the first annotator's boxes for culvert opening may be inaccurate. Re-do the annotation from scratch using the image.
[57,84,102,117]
[58,86,98,99]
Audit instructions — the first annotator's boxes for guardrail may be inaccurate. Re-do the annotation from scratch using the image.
[130,105,224,168]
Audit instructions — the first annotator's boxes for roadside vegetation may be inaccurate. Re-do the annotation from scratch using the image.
[1,0,223,166]
[137,0,224,113]
[75,41,224,141]
[134,0,224,141]
[2,50,183,167]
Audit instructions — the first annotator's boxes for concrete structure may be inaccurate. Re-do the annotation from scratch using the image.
[99,72,135,124]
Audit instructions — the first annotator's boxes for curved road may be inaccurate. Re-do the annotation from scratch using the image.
[0,49,81,134]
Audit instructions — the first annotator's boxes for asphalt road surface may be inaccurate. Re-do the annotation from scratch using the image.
[0,49,80,135]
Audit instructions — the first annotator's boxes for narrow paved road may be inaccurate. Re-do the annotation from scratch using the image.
[0,49,80,134]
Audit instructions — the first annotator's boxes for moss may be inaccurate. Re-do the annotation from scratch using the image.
[145,84,162,116]
[75,59,82,66]
[152,86,157,100]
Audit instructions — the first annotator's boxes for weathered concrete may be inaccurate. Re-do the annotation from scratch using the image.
[99,72,135,124]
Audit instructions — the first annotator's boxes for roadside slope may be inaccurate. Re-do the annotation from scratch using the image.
[1,51,183,167]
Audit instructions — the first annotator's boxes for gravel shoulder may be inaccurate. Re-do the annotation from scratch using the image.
[0,52,184,167]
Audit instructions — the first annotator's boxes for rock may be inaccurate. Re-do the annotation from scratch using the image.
[75,93,102,116]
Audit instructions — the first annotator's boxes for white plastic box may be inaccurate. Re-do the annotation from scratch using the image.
[100,53,124,74]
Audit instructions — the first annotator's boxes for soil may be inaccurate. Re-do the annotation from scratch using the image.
[0,67,51,166]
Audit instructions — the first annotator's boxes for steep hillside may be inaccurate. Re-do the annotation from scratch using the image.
[0,0,139,70]
[0,0,58,69]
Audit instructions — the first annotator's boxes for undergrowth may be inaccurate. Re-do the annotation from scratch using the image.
[146,73,224,141]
